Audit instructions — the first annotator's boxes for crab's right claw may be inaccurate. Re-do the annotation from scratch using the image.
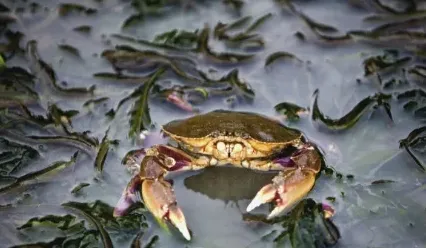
[246,169,316,219]
[142,179,191,241]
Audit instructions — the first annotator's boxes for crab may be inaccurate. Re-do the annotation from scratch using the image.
[113,110,329,241]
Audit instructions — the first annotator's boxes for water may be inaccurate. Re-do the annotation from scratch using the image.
[1,0,425,247]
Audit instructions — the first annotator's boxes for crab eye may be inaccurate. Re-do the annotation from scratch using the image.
[210,131,220,138]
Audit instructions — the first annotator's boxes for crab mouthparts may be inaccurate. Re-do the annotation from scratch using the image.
[218,141,242,155]
[213,141,249,160]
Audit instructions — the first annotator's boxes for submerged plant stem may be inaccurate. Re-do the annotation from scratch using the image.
[0,151,79,193]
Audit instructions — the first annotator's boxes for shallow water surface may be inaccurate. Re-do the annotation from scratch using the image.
[1,0,426,247]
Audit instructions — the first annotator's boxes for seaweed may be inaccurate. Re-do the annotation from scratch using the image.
[71,182,90,194]
[121,0,178,29]
[58,3,97,17]
[399,126,426,171]
[112,32,198,52]
[0,137,40,176]
[197,25,256,63]
[0,30,24,59]
[371,179,395,185]
[101,45,198,82]
[73,25,92,34]
[27,131,99,152]
[26,40,96,96]
[128,67,166,138]
[311,89,393,130]
[83,97,109,107]
[274,101,307,121]
[214,13,271,49]
[265,51,303,67]
[0,151,79,194]
[153,29,200,50]
[12,103,80,128]
[396,89,426,119]
[0,66,39,107]
[362,51,411,77]
[58,43,82,58]
[14,200,148,247]
[94,129,119,173]
[243,199,340,248]
[122,13,146,29]
[223,0,244,12]
[63,201,114,248]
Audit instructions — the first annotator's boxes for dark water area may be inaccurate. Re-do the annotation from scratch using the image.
[0,0,425,247]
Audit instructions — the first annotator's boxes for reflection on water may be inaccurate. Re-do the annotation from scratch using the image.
[1,0,426,247]
[185,167,276,202]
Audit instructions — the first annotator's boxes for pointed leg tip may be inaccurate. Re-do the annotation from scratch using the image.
[113,208,124,217]
[113,201,130,217]
[113,194,137,217]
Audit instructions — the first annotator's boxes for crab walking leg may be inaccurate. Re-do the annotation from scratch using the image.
[114,175,142,217]
[246,146,321,219]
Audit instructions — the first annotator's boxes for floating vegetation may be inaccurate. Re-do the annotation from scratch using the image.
[0,30,24,59]
[214,13,272,50]
[371,179,396,185]
[396,89,426,120]
[58,43,82,58]
[0,66,39,107]
[311,90,393,130]
[94,129,119,172]
[0,54,4,67]
[399,126,426,171]
[128,67,166,138]
[83,97,109,107]
[13,200,148,247]
[71,182,90,194]
[0,151,79,194]
[243,199,340,248]
[0,137,40,176]
[265,51,303,67]
[198,25,256,63]
[73,25,92,34]
[274,101,307,121]
[58,3,97,17]
[153,29,200,50]
[362,51,411,77]
[26,40,96,96]
[112,32,198,52]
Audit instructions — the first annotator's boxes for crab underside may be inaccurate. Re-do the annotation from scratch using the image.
[114,110,331,241]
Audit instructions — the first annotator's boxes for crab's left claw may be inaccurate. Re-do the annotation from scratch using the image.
[246,169,316,219]
[142,180,191,241]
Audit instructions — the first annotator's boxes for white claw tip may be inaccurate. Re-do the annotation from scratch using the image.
[267,205,286,220]
[246,198,262,212]
[179,225,191,241]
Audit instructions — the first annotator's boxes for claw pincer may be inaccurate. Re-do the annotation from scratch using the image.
[247,146,321,219]
[114,152,192,240]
